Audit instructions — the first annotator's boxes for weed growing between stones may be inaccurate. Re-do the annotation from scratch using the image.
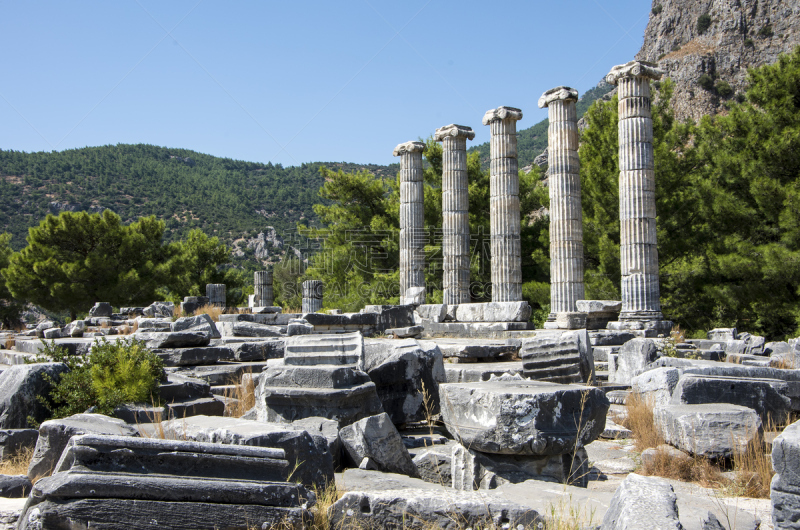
[625,391,781,498]
[543,494,596,530]
[224,369,256,418]
[29,338,165,423]
[195,303,224,322]
[0,445,33,476]
[725,415,781,498]
[308,481,343,530]
[622,392,662,452]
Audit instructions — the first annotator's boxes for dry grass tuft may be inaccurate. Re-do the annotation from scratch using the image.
[196,304,224,322]
[224,370,256,418]
[308,481,343,530]
[0,446,34,476]
[640,446,723,488]
[544,494,596,530]
[726,416,781,498]
[771,355,797,370]
[621,392,662,452]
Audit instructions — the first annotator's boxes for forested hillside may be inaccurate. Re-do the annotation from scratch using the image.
[0,144,397,249]
[468,81,615,168]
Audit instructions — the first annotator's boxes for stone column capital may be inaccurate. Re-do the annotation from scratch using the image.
[393,141,426,157]
[606,61,663,85]
[538,86,579,108]
[434,124,475,142]
[482,106,523,125]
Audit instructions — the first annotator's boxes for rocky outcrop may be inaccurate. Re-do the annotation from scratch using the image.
[638,0,800,121]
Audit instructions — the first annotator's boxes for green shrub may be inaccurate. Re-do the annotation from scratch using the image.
[652,4,663,15]
[744,38,755,48]
[32,338,164,419]
[716,80,734,98]
[758,25,773,38]
[697,73,714,90]
[697,14,712,34]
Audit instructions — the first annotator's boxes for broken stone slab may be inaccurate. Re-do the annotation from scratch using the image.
[228,339,284,361]
[88,302,113,318]
[609,337,659,385]
[577,300,622,314]
[154,345,234,366]
[439,380,609,456]
[166,396,225,418]
[41,328,61,339]
[170,313,221,339]
[158,373,212,402]
[133,331,211,349]
[20,473,311,529]
[160,414,334,487]
[290,416,341,469]
[708,328,737,341]
[385,325,424,338]
[361,339,445,424]
[328,488,541,530]
[411,442,455,486]
[20,436,313,530]
[452,301,532,322]
[286,319,314,336]
[601,473,683,530]
[654,403,762,459]
[444,361,524,383]
[520,329,594,384]
[0,430,38,461]
[167,361,270,385]
[134,317,171,331]
[0,363,69,429]
[110,403,167,424]
[671,373,793,423]
[255,365,384,428]
[601,419,633,440]
[451,443,590,490]
[62,320,86,338]
[28,414,139,480]
[590,330,637,347]
[338,413,419,477]
[0,475,31,498]
[772,420,800,529]
[284,331,363,366]
[142,301,174,318]
[431,338,519,360]
[34,321,56,338]
[631,367,681,408]
[217,320,285,338]
[52,434,289,481]
[415,304,447,323]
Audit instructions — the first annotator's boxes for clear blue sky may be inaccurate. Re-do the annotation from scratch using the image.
[0,1,651,167]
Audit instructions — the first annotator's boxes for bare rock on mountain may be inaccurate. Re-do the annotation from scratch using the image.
[639,0,800,121]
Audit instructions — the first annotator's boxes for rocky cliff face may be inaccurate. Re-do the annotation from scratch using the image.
[638,0,800,121]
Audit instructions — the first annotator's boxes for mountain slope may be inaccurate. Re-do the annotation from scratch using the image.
[467,81,615,169]
[0,144,396,250]
[639,0,800,121]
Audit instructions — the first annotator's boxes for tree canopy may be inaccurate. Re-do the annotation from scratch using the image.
[3,210,235,318]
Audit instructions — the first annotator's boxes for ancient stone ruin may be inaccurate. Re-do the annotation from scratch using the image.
[0,58,795,529]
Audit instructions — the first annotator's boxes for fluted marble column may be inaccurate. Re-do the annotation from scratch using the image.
[483,106,523,302]
[606,61,665,323]
[539,87,585,326]
[302,280,323,313]
[435,124,475,306]
[393,141,426,305]
[254,269,273,307]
